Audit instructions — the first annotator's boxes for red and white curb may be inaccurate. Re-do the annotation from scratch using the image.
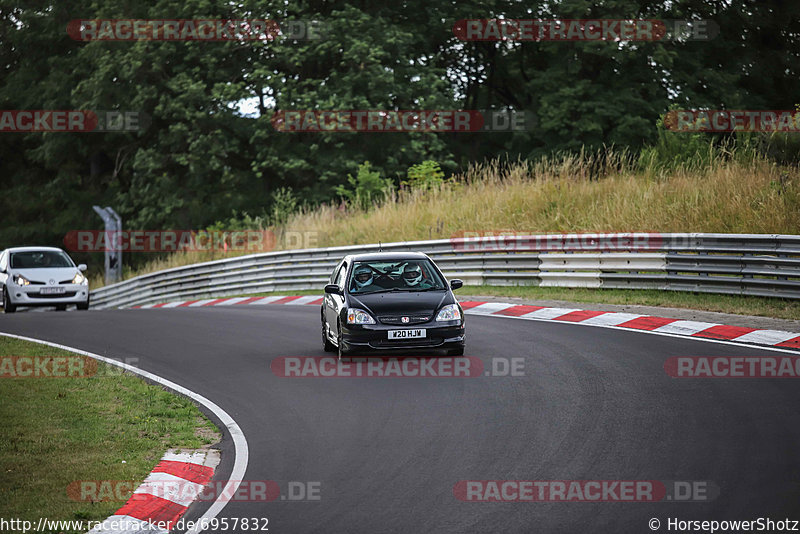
[132,296,800,351]
[457,301,800,350]
[133,295,323,309]
[88,449,220,534]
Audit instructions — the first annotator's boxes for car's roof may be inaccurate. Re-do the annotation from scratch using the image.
[344,251,430,262]
[3,246,68,253]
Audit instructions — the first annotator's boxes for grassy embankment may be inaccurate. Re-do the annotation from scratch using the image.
[0,336,220,531]
[90,153,800,319]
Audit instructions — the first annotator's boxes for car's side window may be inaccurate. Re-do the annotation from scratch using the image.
[329,262,341,284]
[0,251,7,272]
[335,263,347,289]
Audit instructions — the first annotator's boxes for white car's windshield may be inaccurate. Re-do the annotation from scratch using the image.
[349,260,446,294]
[10,251,74,269]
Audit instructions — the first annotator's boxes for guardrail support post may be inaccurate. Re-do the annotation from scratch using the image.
[92,206,122,285]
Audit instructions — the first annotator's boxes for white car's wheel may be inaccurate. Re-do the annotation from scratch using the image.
[2,286,16,313]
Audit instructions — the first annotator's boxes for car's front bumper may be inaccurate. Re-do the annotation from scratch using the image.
[340,321,465,352]
[7,284,89,306]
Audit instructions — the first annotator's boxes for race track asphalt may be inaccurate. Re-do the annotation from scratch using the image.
[2,306,799,533]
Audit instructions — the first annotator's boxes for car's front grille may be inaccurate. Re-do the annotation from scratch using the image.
[59,279,74,284]
[34,291,77,298]
[371,338,442,348]
[379,315,431,326]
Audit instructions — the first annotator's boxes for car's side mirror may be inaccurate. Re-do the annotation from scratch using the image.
[324,284,342,295]
[450,279,463,290]
[78,264,87,272]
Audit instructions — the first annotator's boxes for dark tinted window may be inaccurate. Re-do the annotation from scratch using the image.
[10,251,74,269]
[348,259,445,294]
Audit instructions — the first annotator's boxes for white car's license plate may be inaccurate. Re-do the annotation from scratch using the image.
[388,329,426,340]
[40,287,65,295]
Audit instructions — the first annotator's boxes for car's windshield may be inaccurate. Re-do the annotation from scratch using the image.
[10,251,74,269]
[348,259,446,294]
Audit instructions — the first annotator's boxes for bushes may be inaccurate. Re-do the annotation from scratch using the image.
[638,114,719,172]
[403,160,446,190]
[638,107,800,173]
[204,187,299,233]
[334,159,452,211]
[334,161,394,210]
[269,187,299,225]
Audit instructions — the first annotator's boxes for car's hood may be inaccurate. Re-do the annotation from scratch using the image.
[12,267,78,283]
[349,290,452,316]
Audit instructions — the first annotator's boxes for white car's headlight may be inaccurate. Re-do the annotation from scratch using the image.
[436,303,461,322]
[347,308,376,325]
[13,274,30,286]
[72,272,87,285]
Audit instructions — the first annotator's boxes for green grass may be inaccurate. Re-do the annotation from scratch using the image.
[222,286,799,320]
[93,155,800,292]
[454,285,800,321]
[94,154,800,321]
[0,337,220,532]
[227,289,323,297]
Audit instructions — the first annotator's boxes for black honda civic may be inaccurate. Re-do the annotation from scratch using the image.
[321,252,465,359]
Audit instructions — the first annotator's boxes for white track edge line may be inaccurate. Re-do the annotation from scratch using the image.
[0,332,248,534]
[467,311,800,355]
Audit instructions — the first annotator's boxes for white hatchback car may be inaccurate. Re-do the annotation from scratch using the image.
[0,247,90,313]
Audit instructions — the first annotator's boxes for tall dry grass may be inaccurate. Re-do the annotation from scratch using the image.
[92,153,800,288]
[288,154,799,245]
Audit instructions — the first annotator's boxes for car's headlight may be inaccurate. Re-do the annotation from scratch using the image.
[72,272,87,285]
[436,303,461,322]
[13,274,30,286]
[347,308,376,325]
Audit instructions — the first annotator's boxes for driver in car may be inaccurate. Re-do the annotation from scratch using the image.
[402,262,435,290]
[352,265,375,292]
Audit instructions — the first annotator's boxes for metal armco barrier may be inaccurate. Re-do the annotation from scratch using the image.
[89,233,800,309]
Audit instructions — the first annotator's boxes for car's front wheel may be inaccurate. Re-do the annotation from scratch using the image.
[337,320,351,361]
[322,318,336,353]
[2,287,16,313]
[77,297,89,311]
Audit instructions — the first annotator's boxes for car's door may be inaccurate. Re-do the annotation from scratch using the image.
[0,250,8,287]
[326,261,348,337]
[322,260,340,325]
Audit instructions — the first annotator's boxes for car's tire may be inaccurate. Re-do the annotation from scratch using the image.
[447,346,464,356]
[322,319,336,352]
[55,304,67,311]
[2,287,16,313]
[337,320,351,361]
[77,297,89,311]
